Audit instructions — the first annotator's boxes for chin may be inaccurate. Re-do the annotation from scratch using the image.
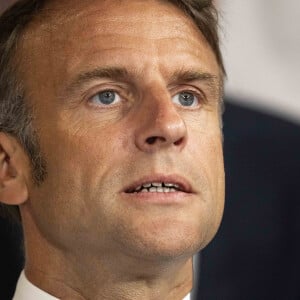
[118,221,212,261]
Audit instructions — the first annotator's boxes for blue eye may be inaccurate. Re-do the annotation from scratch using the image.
[90,90,121,106]
[172,91,199,107]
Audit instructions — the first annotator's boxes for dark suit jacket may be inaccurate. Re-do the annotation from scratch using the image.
[196,100,300,299]
[1,100,300,299]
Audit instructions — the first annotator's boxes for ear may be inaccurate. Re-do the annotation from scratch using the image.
[0,132,30,205]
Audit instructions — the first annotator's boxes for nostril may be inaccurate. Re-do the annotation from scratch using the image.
[146,136,184,146]
[146,137,157,145]
[174,137,184,146]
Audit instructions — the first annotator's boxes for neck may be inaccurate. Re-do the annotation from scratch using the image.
[25,252,193,300]
[21,205,195,300]
[23,221,193,300]
[21,202,195,300]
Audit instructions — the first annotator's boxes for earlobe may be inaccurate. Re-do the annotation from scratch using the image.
[0,133,29,205]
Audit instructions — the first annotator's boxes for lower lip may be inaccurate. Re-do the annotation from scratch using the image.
[121,191,194,205]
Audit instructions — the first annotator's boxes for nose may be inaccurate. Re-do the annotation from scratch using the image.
[134,88,187,153]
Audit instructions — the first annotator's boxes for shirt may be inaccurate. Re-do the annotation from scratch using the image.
[13,271,58,300]
[13,271,191,300]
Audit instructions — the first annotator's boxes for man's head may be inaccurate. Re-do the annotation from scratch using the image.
[0,0,224,272]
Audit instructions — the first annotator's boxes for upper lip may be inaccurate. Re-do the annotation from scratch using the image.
[122,174,193,194]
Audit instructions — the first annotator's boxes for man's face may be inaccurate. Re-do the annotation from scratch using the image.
[21,0,224,260]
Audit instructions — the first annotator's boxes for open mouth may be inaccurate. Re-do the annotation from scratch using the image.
[125,182,187,194]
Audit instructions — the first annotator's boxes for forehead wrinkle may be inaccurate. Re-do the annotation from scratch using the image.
[30,0,204,42]
[19,0,220,101]
[21,0,211,65]
[22,14,205,75]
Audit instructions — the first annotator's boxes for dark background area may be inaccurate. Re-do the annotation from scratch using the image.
[1,100,300,299]
[0,217,23,300]
[197,100,300,299]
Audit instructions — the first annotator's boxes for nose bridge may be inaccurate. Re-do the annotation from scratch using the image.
[145,84,177,122]
[134,82,187,152]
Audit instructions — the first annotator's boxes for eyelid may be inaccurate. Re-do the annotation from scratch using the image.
[81,82,206,109]
[171,86,206,107]
[171,84,206,100]
[89,90,122,106]
[84,84,128,107]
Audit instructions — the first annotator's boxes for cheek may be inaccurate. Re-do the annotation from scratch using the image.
[41,122,134,218]
[188,111,224,180]
[188,123,225,215]
[41,111,120,168]
[27,125,121,241]
[204,135,225,229]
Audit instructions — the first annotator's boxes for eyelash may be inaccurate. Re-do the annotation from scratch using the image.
[89,90,122,106]
[86,87,205,109]
[179,89,205,105]
[85,85,126,109]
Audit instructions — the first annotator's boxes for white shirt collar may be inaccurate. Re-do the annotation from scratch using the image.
[13,271,59,300]
[183,293,191,300]
[13,271,191,300]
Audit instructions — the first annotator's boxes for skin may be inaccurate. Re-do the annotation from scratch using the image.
[0,0,224,299]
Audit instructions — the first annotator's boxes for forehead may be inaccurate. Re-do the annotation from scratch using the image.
[27,0,209,50]
[19,0,219,96]
[24,0,213,52]
[36,0,199,33]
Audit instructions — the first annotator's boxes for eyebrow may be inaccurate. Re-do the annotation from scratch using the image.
[65,66,221,98]
[170,69,218,83]
[170,69,220,94]
[171,69,223,100]
[66,67,130,93]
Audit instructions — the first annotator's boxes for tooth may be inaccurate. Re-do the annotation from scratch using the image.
[141,189,148,193]
[152,182,162,187]
[174,184,180,189]
[143,183,151,188]
[149,187,157,192]
[169,188,177,192]
[163,187,170,192]
[157,187,164,192]
[135,186,142,191]
[164,183,174,187]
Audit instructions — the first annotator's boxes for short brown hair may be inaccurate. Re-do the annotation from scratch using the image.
[0,0,225,222]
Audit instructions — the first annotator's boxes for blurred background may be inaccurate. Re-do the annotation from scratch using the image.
[197,0,300,299]
[0,0,300,299]
[220,0,300,123]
